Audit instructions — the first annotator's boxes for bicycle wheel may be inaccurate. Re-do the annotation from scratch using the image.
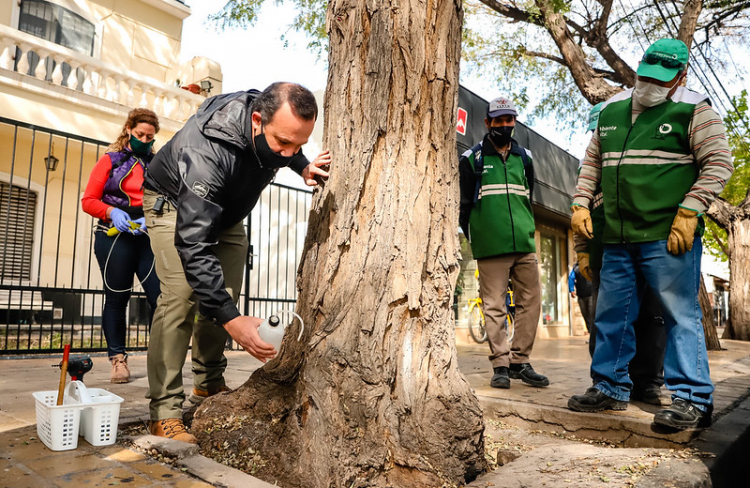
[469,305,488,343]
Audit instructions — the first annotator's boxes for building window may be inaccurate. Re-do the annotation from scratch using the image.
[0,181,38,282]
[19,0,95,55]
[539,232,562,325]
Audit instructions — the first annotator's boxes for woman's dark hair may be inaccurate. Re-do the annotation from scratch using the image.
[109,108,160,153]
[251,82,318,124]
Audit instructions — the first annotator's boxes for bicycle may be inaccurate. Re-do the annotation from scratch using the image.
[467,289,515,344]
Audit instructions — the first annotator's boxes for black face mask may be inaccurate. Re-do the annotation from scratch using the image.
[253,132,296,169]
[489,126,514,147]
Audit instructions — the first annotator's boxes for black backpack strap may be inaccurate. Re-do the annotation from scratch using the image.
[471,143,483,203]
[519,147,534,205]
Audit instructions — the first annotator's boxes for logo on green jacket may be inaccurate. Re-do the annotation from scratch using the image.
[653,123,673,140]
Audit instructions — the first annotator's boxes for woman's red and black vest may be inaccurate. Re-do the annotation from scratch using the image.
[101,150,150,216]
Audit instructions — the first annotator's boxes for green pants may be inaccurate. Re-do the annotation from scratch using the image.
[143,190,248,420]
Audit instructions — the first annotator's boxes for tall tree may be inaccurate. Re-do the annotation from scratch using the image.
[193,0,487,486]
[706,91,750,339]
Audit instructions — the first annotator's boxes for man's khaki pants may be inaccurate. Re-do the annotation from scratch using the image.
[143,190,248,420]
[477,252,542,369]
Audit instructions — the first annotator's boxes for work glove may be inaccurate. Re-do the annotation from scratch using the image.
[109,208,132,233]
[131,217,147,235]
[571,205,594,239]
[577,252,593,281]
[667,207,699,255]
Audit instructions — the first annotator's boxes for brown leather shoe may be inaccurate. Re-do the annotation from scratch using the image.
[149,419,198,444]
[188,385,231,405]
[110,354,130,384]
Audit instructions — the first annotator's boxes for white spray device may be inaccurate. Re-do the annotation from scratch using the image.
[257,310,304,352]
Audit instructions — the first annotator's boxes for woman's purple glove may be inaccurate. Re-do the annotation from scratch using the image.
[131,217,147,235]
[109,208,131,233]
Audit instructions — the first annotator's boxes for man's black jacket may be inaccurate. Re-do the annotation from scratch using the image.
[145,90,308,326]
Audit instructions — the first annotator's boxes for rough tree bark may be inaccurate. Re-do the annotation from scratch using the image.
[192,0,487,486]
[708,193,750,340]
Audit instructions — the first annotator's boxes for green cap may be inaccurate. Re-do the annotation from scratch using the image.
[636,38,689,82]
[587,102,604,132]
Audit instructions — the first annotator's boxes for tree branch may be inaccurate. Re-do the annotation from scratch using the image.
[706,197,734,230]
[476,0,543,25]
[699,1,750,32]
[710,228,730,257]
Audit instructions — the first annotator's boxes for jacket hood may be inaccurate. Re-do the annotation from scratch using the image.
[194,89,260,150]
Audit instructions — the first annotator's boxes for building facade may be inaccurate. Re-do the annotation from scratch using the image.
[0,0,221,351]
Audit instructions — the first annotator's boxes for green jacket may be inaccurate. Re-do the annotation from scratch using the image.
[598,89,707,243]
[459,136,536,259]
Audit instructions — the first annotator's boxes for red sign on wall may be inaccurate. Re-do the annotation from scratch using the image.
[456,107,467,135]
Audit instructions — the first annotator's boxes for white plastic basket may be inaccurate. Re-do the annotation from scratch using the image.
[69,381,124,446]
[33,382,85,451]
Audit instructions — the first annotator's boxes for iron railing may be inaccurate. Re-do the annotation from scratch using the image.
[0,116,312,354]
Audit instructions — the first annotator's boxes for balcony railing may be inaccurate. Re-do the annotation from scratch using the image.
[0,24,203,122]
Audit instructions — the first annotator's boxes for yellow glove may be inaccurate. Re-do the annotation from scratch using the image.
[571,205,594,239]
[577,252,593,281]
[667,207,699,255]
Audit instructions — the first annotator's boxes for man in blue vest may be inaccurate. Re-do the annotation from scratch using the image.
[459,96,549,390]
[567,38,734,430]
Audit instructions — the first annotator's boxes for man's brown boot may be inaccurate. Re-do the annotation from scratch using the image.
[149,419,198,444]
[188,385,232,405]
[110,354,130,384]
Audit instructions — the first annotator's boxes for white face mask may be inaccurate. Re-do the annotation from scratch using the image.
[633,79,672,108]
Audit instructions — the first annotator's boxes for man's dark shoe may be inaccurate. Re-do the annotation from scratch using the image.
[631,387,663,406]
[568,387,628,412]
[490,367,510,389]
[654,398,712,430]
[509,363,549,387]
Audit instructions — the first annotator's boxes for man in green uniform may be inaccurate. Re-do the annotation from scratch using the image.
[459,96,549,389]
[568,39,734,430]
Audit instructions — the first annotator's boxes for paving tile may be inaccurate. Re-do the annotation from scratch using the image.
[23,451,113,478]
[100,446,147,463]
[129,459,185,482]
[169,476,217,488]
[2,436,59,463]
[0,465,54,488]
[0,412,30,431]
[51,466,152,488]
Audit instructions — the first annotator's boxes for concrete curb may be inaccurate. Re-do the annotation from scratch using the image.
[129,435,277,488]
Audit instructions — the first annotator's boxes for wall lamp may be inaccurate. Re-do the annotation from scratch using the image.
[45,143,59,172]
[199,79,213,94]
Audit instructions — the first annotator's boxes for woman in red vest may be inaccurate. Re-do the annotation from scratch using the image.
[82,109,161,383]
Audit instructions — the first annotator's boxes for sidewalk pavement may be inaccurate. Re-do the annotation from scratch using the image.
[1,336,750,487]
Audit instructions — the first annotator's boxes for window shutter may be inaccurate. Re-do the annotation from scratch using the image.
[0,182,37,281]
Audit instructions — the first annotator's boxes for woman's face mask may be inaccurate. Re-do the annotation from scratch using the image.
[129,134,154,156]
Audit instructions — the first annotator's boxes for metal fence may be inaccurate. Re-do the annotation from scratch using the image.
[0,116,312,355]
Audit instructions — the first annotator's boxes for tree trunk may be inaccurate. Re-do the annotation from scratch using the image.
[707,195,750,340]
[699,277,721,351]
[193,0,487,486]
[678,0,703,50]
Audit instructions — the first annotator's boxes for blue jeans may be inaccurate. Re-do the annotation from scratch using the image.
[94,229,160,358]
[591,238,713,411]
